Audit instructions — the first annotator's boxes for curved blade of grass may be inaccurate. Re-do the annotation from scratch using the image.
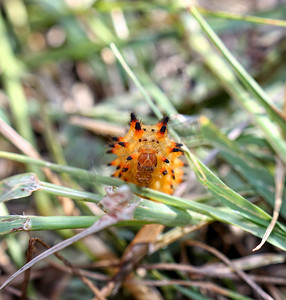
[182,8,286,166]
[181,148,286,234]
[253,157,286,251]
[199,116,286,218]
[188,5,286,132]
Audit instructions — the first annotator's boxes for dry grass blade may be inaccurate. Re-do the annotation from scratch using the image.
[111,224,164,290]
[253,157,286,251]
[0,117,74,214]
[69,116,126,136]
[20,239,37,300]
[0,118,40,160]
[128,279,250,299]
[153,222,209,252]
[140,262,286,285]
[111,223,209,293]
[184,240,274,300]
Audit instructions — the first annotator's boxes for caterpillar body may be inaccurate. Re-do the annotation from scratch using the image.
[108,113,184,194]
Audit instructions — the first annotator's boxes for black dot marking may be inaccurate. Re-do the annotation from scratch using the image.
[112,137,119,141]
[122,167,129,172]
[119,173,122,178]
[111,174,115,177]
[160,125,167,134]
[151,129,155,132]
[155,163,157,167]
[162,170,167,175]
[157,141,159,144]
[135,122,141,131]
[143,139,147,141]
[152,139,155,142]
[106,150,113,154]
[139,139,142,142]
[108,144,115,148]
[172,175,176,180]
[127,156,132,161]
[161,116,169,124]
[116,166,120,170]
[171,169,174,173]
[170,185,173,189]
[138,162,140,166]
[172,148,182,152]
[143,128,146,131]
[107,163,112,166]
[176,143,183,147]
[131,112,137,122]
[118,142,126,147]
[164,159,169,163]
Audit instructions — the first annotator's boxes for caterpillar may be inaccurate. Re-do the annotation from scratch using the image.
[108,113,184,194]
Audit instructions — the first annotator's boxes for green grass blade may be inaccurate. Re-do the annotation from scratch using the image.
[182,9,286,165]
[39,181,102,203]
[0,14,34,144]
[189,5,286,133]
[0,216,100,235]
[199,116,286,218]
[1,208,286,250]
[0,172,210,229]
[198,7,286,27]
[136,71,178,116]
[110,43,164,120]
[1,151,286,251]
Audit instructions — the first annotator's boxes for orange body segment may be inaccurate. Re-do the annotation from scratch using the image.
[108,113,184,194]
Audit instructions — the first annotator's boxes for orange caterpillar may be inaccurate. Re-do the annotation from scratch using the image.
[108,113,184,194]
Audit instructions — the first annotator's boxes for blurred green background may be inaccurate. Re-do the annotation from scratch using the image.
[0,0,286,299]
